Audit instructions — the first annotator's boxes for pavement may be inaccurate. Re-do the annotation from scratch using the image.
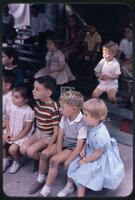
[2,115,133,198]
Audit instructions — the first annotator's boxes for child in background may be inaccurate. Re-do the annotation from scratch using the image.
[2,69,15,128]
[92,41,121,104]
[38,90,87,197]
[66,98,125,197]
[20,75,60,174]
[3,84,35,173]
[34,36,75,85]
[83,24,102,64]
[2,47,27,86]
[117,25,133,74]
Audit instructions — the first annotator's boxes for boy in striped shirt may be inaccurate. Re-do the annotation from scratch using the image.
[20,75,60,177]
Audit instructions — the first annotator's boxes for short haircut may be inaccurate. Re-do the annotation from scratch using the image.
[35,75,58,99]
[103,41,118,56]
[59,90,84,109]
[83,98,108,121]
[3,47,19,65]
[3,69,15,89]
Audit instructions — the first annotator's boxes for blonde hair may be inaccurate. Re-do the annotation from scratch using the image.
[59,90,84,109]
[83,98,108,121]
[103,40,118,56]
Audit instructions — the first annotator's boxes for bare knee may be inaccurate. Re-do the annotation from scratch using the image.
[40,150,50,160]
[9,145,18,156]
[50,156,59,168]
[20,144,27,155]
[27,146,35,158]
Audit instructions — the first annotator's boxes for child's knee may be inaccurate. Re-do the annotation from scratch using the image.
[40,150,50,160]
[9,145,18,156]
[20,145,27,155]
[27,147,35,158]
[50,156,59,167]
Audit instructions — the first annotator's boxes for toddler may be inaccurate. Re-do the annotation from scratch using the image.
[3,84,35,173]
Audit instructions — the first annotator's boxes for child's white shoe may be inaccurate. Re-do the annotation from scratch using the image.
[3,158,10,172]
[57,185,74,197]
[8,160,22,174]
[40,185,51,197]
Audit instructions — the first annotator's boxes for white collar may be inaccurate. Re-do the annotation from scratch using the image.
[5,65,17,70]
[67,112,83,125]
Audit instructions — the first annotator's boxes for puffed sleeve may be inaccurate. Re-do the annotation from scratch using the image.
[25,109,35,122]
[93,130,110,151]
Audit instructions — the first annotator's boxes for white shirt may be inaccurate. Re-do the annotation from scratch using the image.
[59,112,87,140]
[94,58,121,85]
[119,38,132,59]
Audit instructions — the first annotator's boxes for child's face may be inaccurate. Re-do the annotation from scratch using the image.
[103,49,114,62]
[33,81,52,101]
[2,53,12,66]
[2,79,11,94]
[12,91,27,106]
[83,110,99,127]
[47,40,56,51]
[59,102,75,118]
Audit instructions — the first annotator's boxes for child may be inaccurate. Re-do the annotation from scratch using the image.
[117,25,133,74]
[20,75,60,174]
[65,98,125,197]
[38,90,87,197]
[83,24,102,63]
[2,47,27,86]
[3,69,15,128]
[3,84,35,173]
[34,36,75,85]
[92,41,121,103]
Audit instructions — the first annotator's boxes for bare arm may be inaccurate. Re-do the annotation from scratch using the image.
[10,121,33,142]
[64,139,85,168]
[79,149,103,165]
[57,128,64,153]
[48,125,59,146]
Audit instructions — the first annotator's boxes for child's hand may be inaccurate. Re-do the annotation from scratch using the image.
[9,135,18,142]
[64,159,70,169]
[78,158,86,166]
[80,148,85,158]
[102,74,109,80]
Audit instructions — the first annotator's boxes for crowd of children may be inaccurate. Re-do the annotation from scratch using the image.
[2,54,125,196]
[3,10,131,195]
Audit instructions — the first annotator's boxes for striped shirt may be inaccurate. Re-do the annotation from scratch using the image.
[35,100,60,134]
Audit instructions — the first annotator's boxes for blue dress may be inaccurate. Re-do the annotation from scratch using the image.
[67,122,125,191]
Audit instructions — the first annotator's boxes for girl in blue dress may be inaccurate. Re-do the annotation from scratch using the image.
[58,98,125,197]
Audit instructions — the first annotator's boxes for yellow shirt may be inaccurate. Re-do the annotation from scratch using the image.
[84,32,102,52]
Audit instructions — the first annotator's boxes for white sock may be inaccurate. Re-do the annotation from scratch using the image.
[65,181,73,189]
[40,184,51,196]
[3,157,9,164]
[37,173,46,183]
